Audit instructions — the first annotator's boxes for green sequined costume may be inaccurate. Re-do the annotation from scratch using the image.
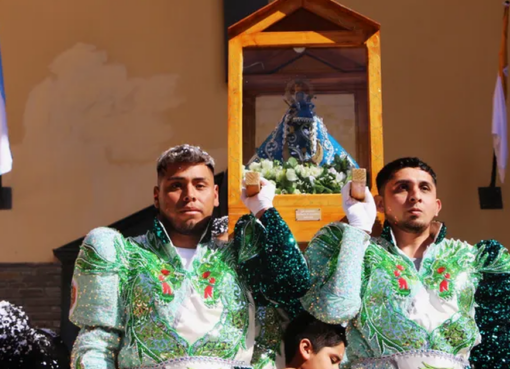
[470,239,510,369]
[301,221,510,369]
[70,208,310,369]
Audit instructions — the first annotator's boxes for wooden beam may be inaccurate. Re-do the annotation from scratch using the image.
[303,0,379,37]
[245,85,368,95]
[242,94,256,165]
[228,37,244,215]
[366,31,384,191]
[240,31,366,48]
[354,88,369,170]
[243,72,367,93]
[309,48,367,69]
[228,0,302,38]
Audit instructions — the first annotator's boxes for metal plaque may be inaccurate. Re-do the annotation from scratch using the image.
[295,208,322,221]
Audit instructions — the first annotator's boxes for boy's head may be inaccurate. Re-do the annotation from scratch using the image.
[284,312,346,369]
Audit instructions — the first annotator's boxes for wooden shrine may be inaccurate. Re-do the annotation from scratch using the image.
[227,0,384,242]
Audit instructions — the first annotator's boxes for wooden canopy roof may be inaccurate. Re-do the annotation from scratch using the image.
[228,0,380,40]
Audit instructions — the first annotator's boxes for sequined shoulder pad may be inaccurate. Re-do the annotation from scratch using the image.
[310,221,368,244]
[310,221,346,241]
[82,227,125,263]
[475,239,506,265]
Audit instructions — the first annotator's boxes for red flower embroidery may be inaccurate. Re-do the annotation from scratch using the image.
[440,279,449,292]
[209,278,216,284]
[437,267,446,274]
[202,271,211,279]
[396,265,405,271]
[398,277,408,290]
[444,273,451,279]
[394,270,401,277]
[204,285,213,299]
[161,269,170,276]
[162,282,172,295]
[158,275,165,281]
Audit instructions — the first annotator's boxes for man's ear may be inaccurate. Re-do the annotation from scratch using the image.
[375,194,385,213]
[214,184,219,207]
[435,198,442,217]
[154,186,160,209]
[298,338,313,361]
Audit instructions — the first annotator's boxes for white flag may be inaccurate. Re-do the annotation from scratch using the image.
[0,48,12,175]
[492,3,509,183]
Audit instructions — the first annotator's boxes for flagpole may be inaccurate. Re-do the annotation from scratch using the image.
[0,174,11,209]
[491,151,498,188]
[479,1,508,209]
[0,40,12,208]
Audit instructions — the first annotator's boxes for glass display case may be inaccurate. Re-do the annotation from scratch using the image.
[227,0,384,241]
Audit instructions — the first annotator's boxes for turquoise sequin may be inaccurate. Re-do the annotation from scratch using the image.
[70,209,310,369]
[234,207,311,320]
[470,239,510,369]
[302,221,510,368]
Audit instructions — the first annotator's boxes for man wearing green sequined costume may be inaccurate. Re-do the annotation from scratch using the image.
[69,144,311,369]
[301,157,510,369]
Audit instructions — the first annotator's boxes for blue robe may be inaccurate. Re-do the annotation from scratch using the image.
[249,92,358,168]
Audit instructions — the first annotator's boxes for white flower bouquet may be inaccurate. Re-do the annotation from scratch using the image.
[246,155,353,195]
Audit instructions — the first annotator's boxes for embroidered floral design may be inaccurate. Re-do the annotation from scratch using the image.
[398,277,409,290]
[162,282,172,295]
[155,265,184,301]
[201,271,217,299]
[436,267,450,293]
[421,240,479,300]
[204,285,213,299]
[393,265,409,292]
[70,212,308,367]
[439,279,449,293]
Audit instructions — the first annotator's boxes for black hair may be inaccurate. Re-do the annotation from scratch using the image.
[157,144,215,178]
[284,311,346,365]
[376,157,437,194]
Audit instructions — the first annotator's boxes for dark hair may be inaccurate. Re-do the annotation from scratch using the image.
[376,157,437,194]
[284,311,346,364]
[157,144,215,178]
